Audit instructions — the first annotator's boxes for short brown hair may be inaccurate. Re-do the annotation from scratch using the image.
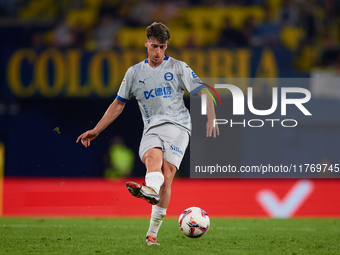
[146,22,170,43]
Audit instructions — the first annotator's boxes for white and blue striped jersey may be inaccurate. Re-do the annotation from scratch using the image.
[116,55,201,134]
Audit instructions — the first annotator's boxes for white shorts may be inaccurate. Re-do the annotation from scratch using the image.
[139,123,190,170]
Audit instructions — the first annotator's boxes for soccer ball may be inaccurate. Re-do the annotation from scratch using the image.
[178,206,210,238]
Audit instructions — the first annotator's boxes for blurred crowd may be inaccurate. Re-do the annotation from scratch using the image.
[1,0,340,71]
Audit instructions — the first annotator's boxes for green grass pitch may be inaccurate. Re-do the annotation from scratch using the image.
[0,218,339,255]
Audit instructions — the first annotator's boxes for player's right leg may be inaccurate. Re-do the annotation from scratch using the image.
[126,147,164,205]
[126,181,160,205]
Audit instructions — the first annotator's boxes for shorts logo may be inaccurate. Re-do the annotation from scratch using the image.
[164,72,173,81]
[170,145,183,155]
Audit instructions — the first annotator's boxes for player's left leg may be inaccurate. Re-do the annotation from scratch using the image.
[146,160,176,245]
[158,160,177,208]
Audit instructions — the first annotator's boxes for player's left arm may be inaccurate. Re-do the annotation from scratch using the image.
[178,61,219,138]
[199,90,219,138]
[76,99,126,147]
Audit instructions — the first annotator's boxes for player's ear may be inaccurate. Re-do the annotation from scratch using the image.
[145,38,149,48]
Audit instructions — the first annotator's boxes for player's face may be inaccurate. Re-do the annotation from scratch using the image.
[145,37,168,67]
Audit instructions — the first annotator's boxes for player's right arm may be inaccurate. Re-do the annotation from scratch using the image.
[77,66,134,147]
[76,99,126,147]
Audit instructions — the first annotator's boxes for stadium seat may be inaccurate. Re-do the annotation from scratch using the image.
[295,45,320,72]
[19,0,56,21]
[266,0,283,16]
[244,6,265,25]
[168,6,266,47]
[67,9,98,28]
[118,28,147,48]
[84,0,103,8]
[167,28,191,48]
[280,26,305,51]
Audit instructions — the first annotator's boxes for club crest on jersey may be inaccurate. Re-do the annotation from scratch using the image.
[164,72,173,81]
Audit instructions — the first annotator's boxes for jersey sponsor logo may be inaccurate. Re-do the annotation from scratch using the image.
[191,72,198,78]
[192,78,201,84]
[144,86,172,99]
[143,104,151,123]
[144,89,155,99]
[170,145,183,155]
[164,72,173,81]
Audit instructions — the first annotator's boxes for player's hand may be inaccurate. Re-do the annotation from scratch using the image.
[76,129,99,147]
[206,119,219,138]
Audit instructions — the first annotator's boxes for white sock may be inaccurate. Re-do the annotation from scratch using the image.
[146,205,167,238]
[145,172,164,194]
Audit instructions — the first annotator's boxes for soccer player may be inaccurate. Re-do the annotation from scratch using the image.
[76,22,219,245]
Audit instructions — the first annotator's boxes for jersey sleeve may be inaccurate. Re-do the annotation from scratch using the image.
[116,67,135,102]
[178,61,202,95]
